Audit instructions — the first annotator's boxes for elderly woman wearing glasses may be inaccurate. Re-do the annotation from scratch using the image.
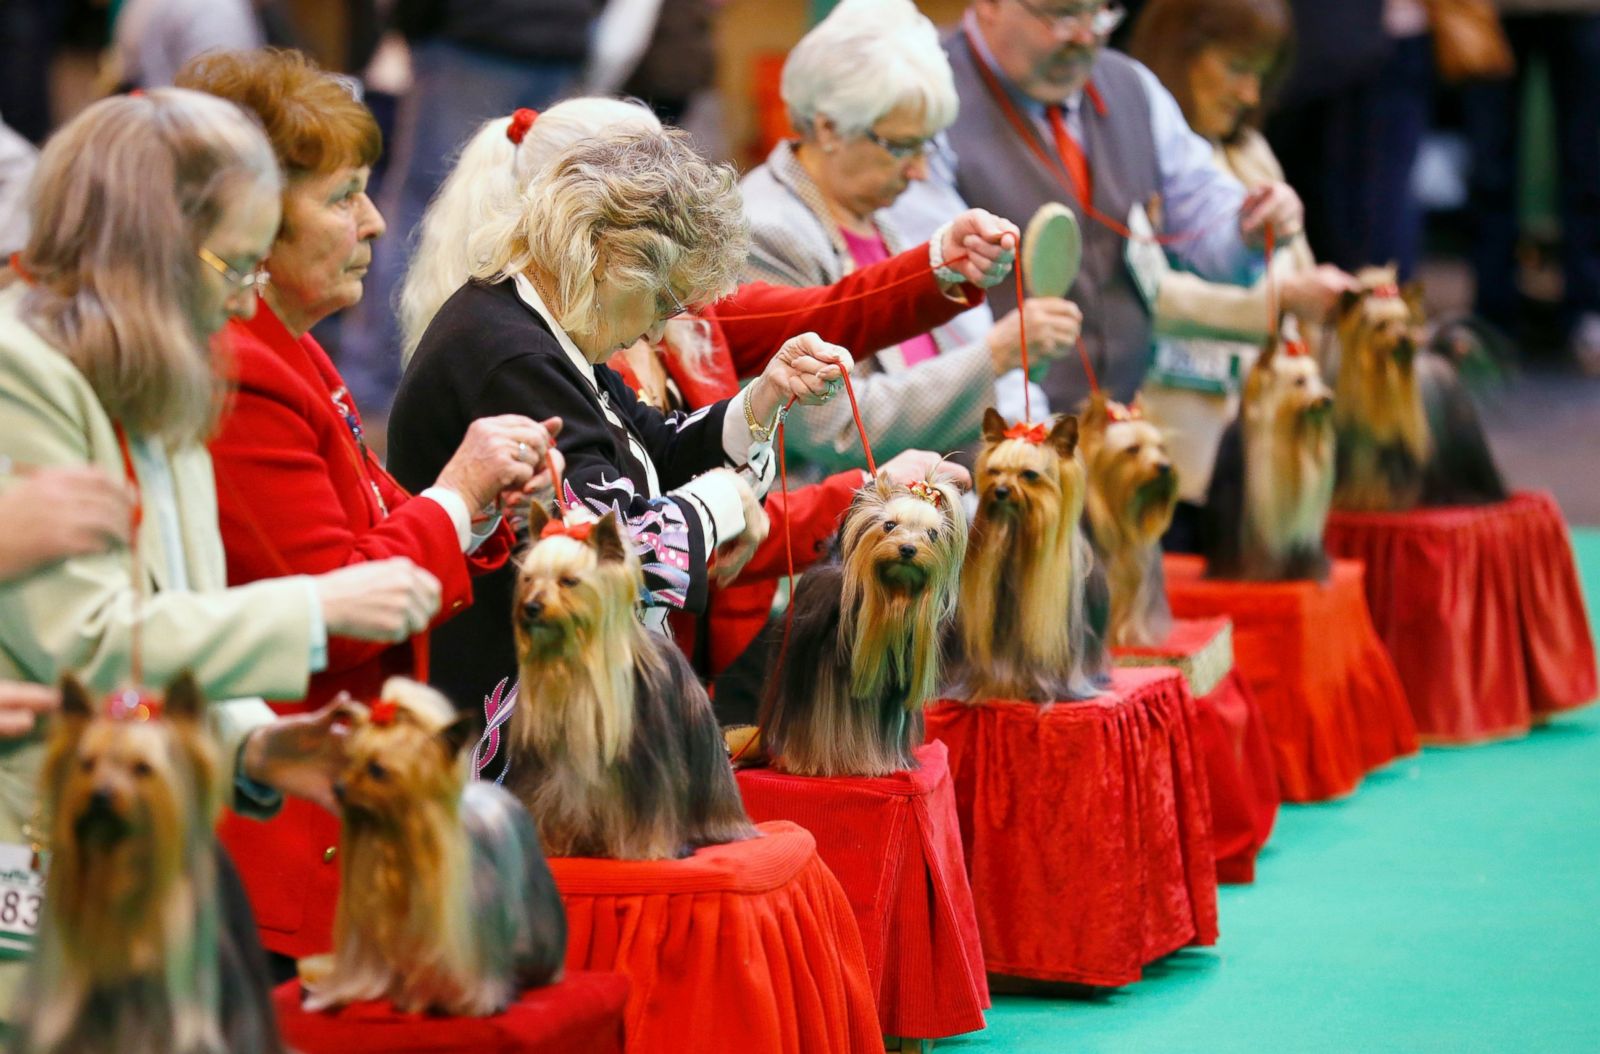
[175,49,561,972]
[388,126,855,712]
[741,0,1082,471]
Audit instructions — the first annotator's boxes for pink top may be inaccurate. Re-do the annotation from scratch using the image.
[839,226,940,367]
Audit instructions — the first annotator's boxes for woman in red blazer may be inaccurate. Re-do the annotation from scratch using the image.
[609,247,980,684]
[178,49,560,974]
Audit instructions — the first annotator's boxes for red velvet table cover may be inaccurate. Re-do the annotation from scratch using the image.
[735,741,989,1039]
[271,971,630,1053]
[1164,555,1419,802]
[924,668,1219,987]
[1325,491,1598,743]
[549,820,881,1054]
[1116,619,1280,883]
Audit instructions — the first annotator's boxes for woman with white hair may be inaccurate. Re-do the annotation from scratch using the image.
[397,97,1014,689]
[743,0,1086,471]
[388,127,863,708]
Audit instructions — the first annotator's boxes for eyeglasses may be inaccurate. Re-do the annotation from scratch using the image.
[197,247,270,294]
[656,284,690,323]
[862,129,933,162]
[1010,0,1126,37]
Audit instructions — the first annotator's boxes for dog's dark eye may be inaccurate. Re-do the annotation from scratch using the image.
[883,521,897,533]
[1021,470,1041,483]
[1125,445,1140,457]
[366,760,388,781]
[132,760,153,778]
[1295,378,1306,388]
[926,528,938,543]
[78,757,94,773]
[559,576,580,588]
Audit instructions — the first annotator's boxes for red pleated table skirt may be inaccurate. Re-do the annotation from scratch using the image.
[549,820,882,1054]
[1164,555,1419,802]
[1325,491,1598,743]
[924,667,1219,987]
[736,741,989,1040]
[271,971,631,1053]
[1115,618,1280,883]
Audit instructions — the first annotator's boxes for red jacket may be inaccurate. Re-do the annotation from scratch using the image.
[613,243,983,675]
[210,303,511,959]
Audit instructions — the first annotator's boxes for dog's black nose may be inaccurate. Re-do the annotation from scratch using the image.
[993,485,1010,501]
[89,788,114,811]
[1156,463,1172,476]
[522,599,544,621]
[898,543,918,559]
[333,782,346,804]
[1313,395,1333,412]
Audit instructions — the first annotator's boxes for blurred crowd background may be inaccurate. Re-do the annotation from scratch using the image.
[2,0,1596,515]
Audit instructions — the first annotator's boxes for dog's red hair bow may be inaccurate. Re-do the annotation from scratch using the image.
[106,688,160,722]
[541,519,593,542]
[1284,339,1311,358]
[1106,400,1142,423]
[1371,283,1401,300]
[507,108,539,146]
[906,479,945,508]
[1003,422,1049,445]
[369,698,399,726]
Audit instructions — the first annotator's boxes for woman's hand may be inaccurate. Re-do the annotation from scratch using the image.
[985,298,1082,376]
[433,415,564,511]
[748,333,855,422]
[939,208,1022,288]
[0,466,135,583]
[239,694,363,812]
[313,558,441,643]
[0,681,57,739]
[878,449,973,492]
[710,470,770,587]
[1239,181,1304,248]
[1280,265,1359,322]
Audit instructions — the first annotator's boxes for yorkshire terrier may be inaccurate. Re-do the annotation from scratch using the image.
[1203,337,1336,582]
[11,674,281,1054]
[1081,394,1180,648]
[508,507,756,859]
[759,470,967,776]
[1330,266,1506,512]
[948,408,1102,702]
[303,678,566,1017]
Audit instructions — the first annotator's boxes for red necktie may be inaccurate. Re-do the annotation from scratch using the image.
[1047,105,1092,206]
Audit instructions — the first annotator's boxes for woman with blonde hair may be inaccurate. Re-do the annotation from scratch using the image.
[0,87,438,1021]
[400,98,1006,688]
[389,126,873,708]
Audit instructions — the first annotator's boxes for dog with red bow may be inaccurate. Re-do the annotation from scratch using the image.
[506,507,756,859]
[1329,267,1506,511]
[758,469,967,776]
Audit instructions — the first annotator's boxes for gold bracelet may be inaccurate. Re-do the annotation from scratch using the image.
[744,388,777,444]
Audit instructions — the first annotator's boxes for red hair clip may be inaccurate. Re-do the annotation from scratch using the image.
[906,480,945,508]
[369,698,399,727]
[1003,421,1049,445]
[1105,400,1142,423]
[1284,339,1311,358]
[1371,283,1401,300]
[540,519,593,542]
[507,108,539,146]
[106,688,161,722]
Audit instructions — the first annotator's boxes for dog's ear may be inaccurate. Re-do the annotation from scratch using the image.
[873,468,897,501]
[1336,288,1364,318]
[57,674,95,722]
[981,406,1008,444]
[163,671,205,725]
[1048,414,1079,457]
[524,500,552,539]
[1081,393,1109,434]
[438,708,485,761]
[589,511,629,563]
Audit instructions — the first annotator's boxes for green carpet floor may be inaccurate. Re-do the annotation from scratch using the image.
[962,529,1600,1053]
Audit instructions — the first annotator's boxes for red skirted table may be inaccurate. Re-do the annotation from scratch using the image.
[1164,555,1419,802]
[550,820,881,1054]
[1325,491,1598,743]
[1115,618,1280,883]
[271,971,630,1053]
[925,668,1219,987]
[736,741,989,1041]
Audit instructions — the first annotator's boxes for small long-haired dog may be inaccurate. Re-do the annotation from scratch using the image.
[949,409,1101,701]
[760,470,967,776]
[303,677,566,1017]
[11,674,281,1054]
[1330,266,1507,511]
[509,507,756,859]
[1204,337,1337,581]
[1081,394,1179,648]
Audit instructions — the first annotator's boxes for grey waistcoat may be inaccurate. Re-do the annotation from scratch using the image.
[944,34,1159,410]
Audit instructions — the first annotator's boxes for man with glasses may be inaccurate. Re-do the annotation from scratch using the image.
[892,0,1305,410]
